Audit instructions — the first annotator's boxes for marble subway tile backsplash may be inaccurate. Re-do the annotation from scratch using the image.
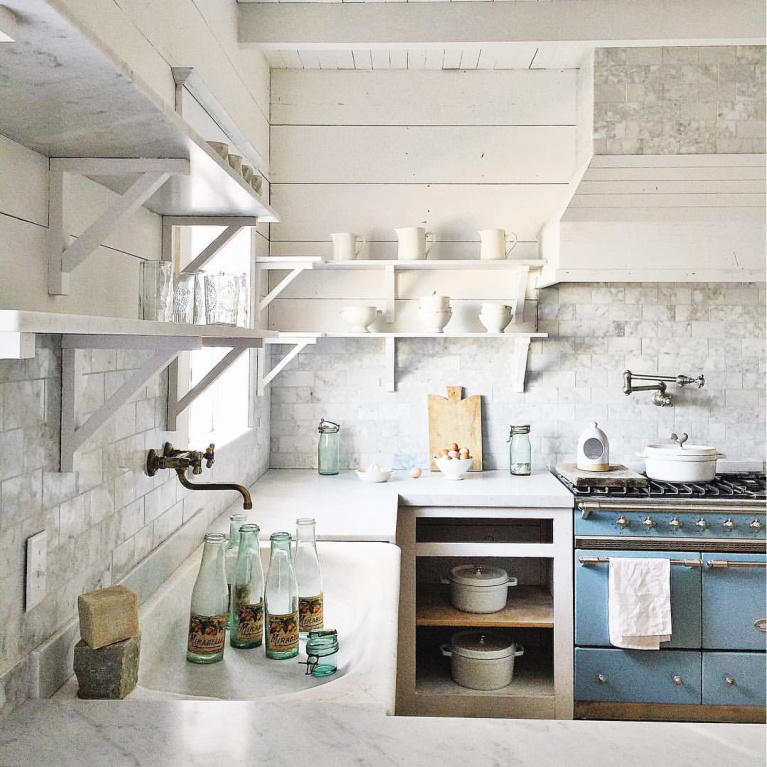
[269,283,766,472]
[0,336,269,717]
[594,46,766,154]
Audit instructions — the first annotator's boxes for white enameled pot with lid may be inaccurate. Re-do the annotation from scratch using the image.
[440,630,524,690]
[639,443,725,483]
[445,564,517,613]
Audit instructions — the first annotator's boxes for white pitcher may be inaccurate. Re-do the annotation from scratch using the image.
[479,229,518,260]
[395,227,435,260]
[330,232,366,261]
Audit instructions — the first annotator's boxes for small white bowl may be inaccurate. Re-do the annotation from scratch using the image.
[341,306,381,333]
[355,466,393,483]
[419,309,452,333]
[434,456,473,480]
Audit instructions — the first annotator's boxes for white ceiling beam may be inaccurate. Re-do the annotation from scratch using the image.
[239,0,765,49]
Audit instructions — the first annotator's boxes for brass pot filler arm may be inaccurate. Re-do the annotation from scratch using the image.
[623,370,705,407]
[146,442,253,510]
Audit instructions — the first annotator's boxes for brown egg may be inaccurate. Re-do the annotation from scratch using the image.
[437,449,449,458]
[449,442,459,452]
[448,450,460,459]
[410,467,422,479]
[459,447,469,455]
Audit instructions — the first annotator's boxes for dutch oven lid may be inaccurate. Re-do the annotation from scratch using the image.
[450,630,516,660]
[449,564,509,587]
[645,444,718,457]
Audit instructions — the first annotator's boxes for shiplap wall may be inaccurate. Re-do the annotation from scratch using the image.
[268,68,580,332]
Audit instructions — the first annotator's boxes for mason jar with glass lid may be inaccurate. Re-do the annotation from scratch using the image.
[317,419,340,476]
[508,425,531,476]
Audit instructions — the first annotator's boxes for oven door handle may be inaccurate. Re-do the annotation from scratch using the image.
[578,556,701,568]
[705,560,766,569]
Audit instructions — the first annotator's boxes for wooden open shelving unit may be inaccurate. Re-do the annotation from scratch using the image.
[416,585,554,629]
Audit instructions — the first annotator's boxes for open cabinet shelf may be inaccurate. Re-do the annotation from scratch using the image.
[416,585,554,629]
[256,257,544,271]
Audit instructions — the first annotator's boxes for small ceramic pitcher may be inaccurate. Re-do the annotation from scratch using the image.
[479,229,518,260]
[396,227,435,260]
[330,232,366,261]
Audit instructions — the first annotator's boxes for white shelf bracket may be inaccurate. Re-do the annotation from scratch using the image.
[167,339,262,430]
[60,335,200,472]
[48,158,189,296]
[258,267,312,313]
[257,337,317,396]
[385,265,396,323]
[384,336,396,392]
[511,336,532,393]
[512,265,531,324]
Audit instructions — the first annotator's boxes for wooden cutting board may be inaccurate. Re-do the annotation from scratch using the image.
[555,463,649,489]
[428,387,483,471]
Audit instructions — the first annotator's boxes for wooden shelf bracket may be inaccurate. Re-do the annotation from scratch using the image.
[257,337,318,396]
[48,158,189,296]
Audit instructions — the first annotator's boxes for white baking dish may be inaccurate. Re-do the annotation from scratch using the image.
[440,630,524,690]
[639,444,725,483]
[445,564,517,614]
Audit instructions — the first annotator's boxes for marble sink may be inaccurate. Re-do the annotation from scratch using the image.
[56,541,400,713]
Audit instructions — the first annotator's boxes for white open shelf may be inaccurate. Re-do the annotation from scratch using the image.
[256,257,544,270]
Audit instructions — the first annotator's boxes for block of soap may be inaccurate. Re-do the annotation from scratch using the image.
[78,584,139,649]
[74,634,140,699]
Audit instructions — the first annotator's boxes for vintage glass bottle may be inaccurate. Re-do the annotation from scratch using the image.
[225,513,249,626]
[294,518,324,636]
[230,524,265,649]
[264,532,300,660]
[508,425,532,476]
[187,533,229,664]
[317,418,340,476]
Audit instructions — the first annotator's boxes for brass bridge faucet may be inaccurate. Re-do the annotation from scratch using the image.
[146,442,252,509]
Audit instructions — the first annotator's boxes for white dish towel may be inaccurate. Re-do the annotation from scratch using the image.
[608,557,672,650]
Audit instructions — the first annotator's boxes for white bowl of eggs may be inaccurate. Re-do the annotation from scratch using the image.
[434,444,473,480]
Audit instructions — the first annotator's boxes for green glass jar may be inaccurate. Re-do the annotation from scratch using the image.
[508,425,532,476]
[317,419,340,476]
[303,629,339,677]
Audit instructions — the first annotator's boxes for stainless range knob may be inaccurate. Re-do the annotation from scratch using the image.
[672,675,683,686]
[723,519,736,532]
[616,516,630,529]
[696,518,709,531]
[643,517,656,529]
[669,517,682,531]
[597,674,607,684]
[750,519,763,531]
[726,677,736,686]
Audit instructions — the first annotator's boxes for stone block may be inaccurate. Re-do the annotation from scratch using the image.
[73,634,140,699]
[78,584,139,649]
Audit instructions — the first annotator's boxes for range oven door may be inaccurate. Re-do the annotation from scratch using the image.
[575,549,701,649]
[702,552,767,651]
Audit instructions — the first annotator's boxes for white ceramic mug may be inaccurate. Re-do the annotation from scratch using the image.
[396,227,435,260]
[479,229,518,260]
[330,232,366,261]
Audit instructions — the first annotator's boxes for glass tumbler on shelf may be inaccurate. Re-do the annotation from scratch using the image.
[204,272,240,326]
[140,261,173,322]
[508,425,532,476]
[236,273,250,329]
[173,271,196,324]
[193,271,206,324]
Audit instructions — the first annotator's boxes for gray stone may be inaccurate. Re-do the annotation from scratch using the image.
[73,633,140,699]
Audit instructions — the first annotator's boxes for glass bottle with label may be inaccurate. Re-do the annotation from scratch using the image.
[317,418,340,476]
[265,532,299,660]
[225,513,249,627]
[294,518,323,636]
[187,533,228,664]
[508,425,532,476]
[230,524,265,649]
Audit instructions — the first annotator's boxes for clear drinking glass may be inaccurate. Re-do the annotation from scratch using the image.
[193,272,207,325]
[204,273,240,326]
[173,272,196,324]
[140,261,173,322]
[236,273,250,329]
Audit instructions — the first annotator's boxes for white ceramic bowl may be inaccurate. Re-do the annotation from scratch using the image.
[434,456,473,480]
[340,306,380,333]
[355,466,393,483]
[420,295,450,311]
[419,309,452,333]
[479,306,511,333]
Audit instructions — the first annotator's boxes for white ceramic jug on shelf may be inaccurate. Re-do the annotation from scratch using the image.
[330,232,366,261]
[396,227,435,260]
[479,229,518,260]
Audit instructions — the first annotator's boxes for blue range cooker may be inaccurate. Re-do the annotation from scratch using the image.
[556,471,766,722]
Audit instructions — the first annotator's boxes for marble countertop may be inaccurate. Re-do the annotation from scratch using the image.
[0,699,764,767]
[238,469,573,543]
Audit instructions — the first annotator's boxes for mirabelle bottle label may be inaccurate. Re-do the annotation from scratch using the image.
[299,593,324,632]
[267,612,299,651]
[188,613,227,655]
[236,602,264,643]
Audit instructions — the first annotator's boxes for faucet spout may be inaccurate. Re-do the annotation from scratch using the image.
[175,468,253,509]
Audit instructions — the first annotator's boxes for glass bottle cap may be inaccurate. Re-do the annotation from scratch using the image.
[318,418,340,433]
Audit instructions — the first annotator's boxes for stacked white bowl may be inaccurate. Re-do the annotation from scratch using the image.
[419,294,452,333]
[478,302,512,333]
[340,306,381,333]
